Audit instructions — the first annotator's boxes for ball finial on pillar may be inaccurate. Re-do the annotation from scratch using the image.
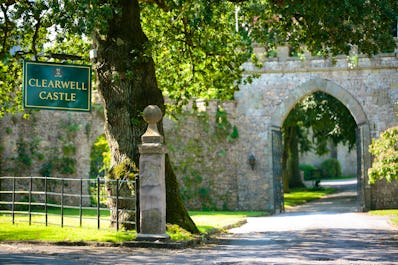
[143,105,162,124]
[142,105,163,144]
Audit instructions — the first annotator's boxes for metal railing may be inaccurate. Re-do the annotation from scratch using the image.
[0,175,139,232]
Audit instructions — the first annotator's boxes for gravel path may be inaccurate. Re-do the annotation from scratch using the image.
[1,179,397,264]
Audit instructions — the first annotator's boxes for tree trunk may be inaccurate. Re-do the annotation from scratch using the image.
[282,130,290,193]
[283,126,305,189]
[93,0,198,233]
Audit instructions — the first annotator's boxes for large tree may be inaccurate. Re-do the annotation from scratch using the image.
[1,0,397,231]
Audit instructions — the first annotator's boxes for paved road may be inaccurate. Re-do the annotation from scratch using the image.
[1,179,397,264]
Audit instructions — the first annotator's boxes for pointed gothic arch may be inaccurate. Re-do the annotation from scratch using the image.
[271,78,367,127]
[270,78,371,213]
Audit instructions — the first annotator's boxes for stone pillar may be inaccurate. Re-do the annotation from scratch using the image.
[277,45,289,60]
[136,105,169,241]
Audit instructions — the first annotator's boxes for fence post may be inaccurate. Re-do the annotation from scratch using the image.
[29,176,32,225]
[116,179,119,231]
[135,175,140,233]
[45,175,48,226]
[97,177,100,229]
[136,105,169,241]
[61,178,64,228]
[12,177,15,224]
[80,178,83,227]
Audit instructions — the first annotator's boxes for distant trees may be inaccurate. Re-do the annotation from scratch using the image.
[282,92,357,191]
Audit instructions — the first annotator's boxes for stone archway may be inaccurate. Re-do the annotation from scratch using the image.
[270,78,371,213]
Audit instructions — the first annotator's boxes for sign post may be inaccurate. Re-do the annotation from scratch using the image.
[23,61,91,112]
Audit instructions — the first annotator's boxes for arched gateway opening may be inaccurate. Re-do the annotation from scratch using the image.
[270,78,371,213]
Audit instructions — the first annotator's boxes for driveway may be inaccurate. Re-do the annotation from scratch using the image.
[1,179,397,264]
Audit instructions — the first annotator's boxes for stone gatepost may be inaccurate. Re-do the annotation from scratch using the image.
[136,105,170,241]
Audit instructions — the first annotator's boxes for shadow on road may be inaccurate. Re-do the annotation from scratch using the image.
[218,228,398,264]
[224,177,398,264]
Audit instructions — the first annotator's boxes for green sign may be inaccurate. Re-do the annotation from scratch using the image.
[23,61,91,112]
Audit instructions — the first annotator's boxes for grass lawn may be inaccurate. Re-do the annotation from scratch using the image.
[0,210,133,243]
[369,209,398,226]
[189,211,267,234]
[323,175,355,180]
[0,221,134,243]
[0,207,111,228]
[0,187,336,243]
[0,211,266,243]
[284,187,336,208]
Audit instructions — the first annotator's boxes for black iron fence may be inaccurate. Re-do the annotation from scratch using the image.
[0,175,139,232]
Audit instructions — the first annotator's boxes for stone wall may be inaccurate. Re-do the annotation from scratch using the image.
[164,101,239,210]
[371,180,398,209]
[0,104,104,206]
[1,51,397,212]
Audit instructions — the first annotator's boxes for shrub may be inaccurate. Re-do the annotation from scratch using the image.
[166,224,193,241]
[368,126,398,184]
[320,158,341,179]
[299,164,317,180]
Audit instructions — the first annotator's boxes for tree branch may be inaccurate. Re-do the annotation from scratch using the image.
[0,4,10,58]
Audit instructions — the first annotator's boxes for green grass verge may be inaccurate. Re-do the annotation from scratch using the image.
[0,221,135,243]
[1,209,110,228]
[18,207,110,217]
[322,175,356,180]
[0,211,267,242]
[284,187,336,208]
[189,211,267,234]
[369,209,398,226]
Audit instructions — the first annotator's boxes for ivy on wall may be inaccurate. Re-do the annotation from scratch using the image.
[167,105,238,210]
[0,115,80,178]
[215,107,239,142]
[7,136,44,176]
[39,118,79,177]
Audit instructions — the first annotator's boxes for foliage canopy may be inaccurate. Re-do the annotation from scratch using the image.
[1,0,397,115]
[284,91,357,155]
